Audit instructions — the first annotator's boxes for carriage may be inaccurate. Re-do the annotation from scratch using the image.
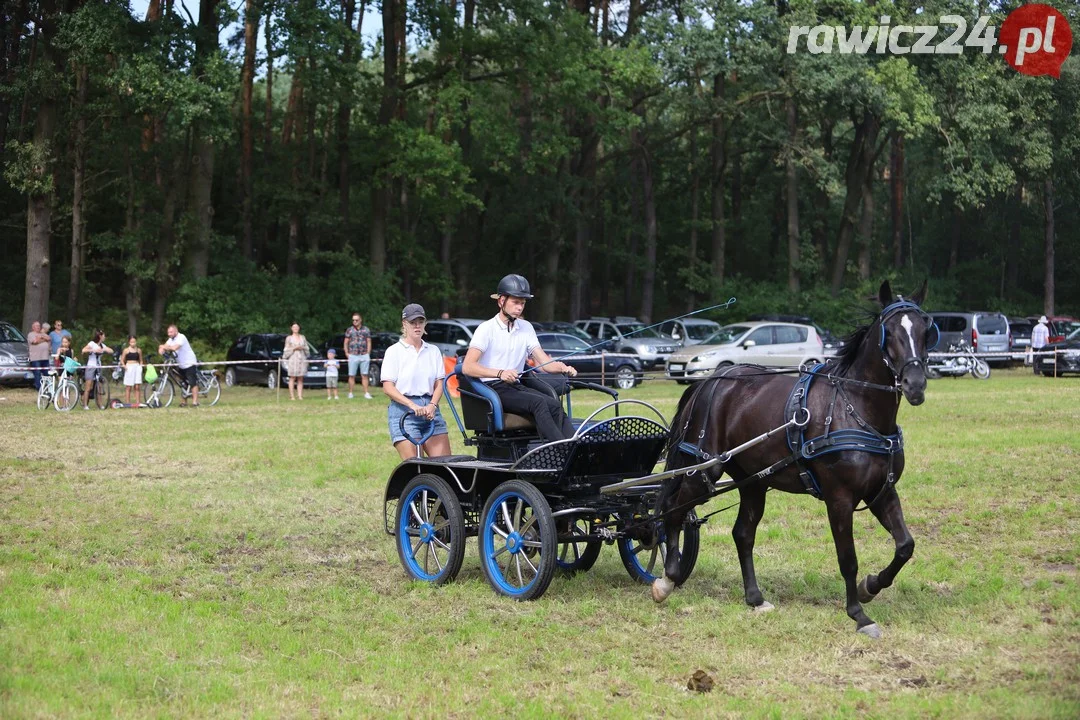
[383,281,935,636]
[382,360,716,600]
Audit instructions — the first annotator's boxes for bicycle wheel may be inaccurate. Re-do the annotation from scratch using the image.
[199,374,221,406]
[54,380,79,412]
[94,376,111,410]
[36,383,53,411]
[158,378,175,408]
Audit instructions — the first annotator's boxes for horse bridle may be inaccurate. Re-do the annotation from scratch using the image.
[877,299,938,386]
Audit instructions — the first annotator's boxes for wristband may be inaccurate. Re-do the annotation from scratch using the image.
[497,370,503,380]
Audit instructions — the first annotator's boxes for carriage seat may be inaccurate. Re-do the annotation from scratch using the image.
[451,358,536,434]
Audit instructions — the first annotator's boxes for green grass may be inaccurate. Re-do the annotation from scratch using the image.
[1,370,1078,717]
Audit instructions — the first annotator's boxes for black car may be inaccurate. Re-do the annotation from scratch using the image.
[533,332,643,389]
[321,331,398,385]
[1008,317,1034,358]
[532,321,601,344]
[1034,328,1080,377]
[224,333,329,389]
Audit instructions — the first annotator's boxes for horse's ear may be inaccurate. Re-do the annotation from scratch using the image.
[878,280,894,307]
[910,278,928,306]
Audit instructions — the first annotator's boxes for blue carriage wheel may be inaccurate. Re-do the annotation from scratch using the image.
[479,480,557,600]
[555,516,603,574]
[617,510,700,586]
[396,474,465,585]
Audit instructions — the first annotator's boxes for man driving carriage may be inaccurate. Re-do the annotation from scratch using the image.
[462,274,578,441]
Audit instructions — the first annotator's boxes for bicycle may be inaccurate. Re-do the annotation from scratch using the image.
[52,357,83,412]
[143,353,221,408]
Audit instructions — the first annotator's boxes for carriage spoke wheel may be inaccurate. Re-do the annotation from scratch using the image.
[617,509,700,586]
[396,475,465,585]
[556,516,603,574]
[479,480,557,600]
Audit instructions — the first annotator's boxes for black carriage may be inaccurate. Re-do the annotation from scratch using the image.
[382,361,712,600]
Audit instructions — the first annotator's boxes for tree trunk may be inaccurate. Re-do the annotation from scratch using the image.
[370,0,404,275]
[240,0,258,261]
[185,0,220,280]
[889,131,904,269]
[124,159,140,336]
[1005,182,1021,295]
[337,0,356,233]
[710,72,727,284]
[785,95,799,292]
[857,177,873,281]
[687,125,700,312]
[947,202,961,274]
[1043,177,1055,316]
[263,4,273,157]
[151,155,185,338]
[830,111,879,296]
[21,0,58,331]
[67,62,88,321]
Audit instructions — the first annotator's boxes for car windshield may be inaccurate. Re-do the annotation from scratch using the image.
[0,324,26,342]
[555,324,593,341]
[616,323,661,338]
[1059,321,1080,336]
[1067,328,1080,342]
[703,325,751,345]
[686,324,720,340]
[560,335,591,352]
[976,315,1008,334]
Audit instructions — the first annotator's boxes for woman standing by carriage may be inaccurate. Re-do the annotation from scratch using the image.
[382,303,452,460]
[283,323,310,401]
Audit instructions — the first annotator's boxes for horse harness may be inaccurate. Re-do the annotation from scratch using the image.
[674,298,935,511]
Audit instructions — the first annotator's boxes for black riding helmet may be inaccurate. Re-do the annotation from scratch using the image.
[491,273,534,300]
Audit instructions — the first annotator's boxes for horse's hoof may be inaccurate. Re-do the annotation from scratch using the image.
[857,623,882,639]
[858,576,878,604]
[751,601,775,613]
[651,577,675,604]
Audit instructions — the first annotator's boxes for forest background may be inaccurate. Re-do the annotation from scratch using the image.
[2,0,1077,356]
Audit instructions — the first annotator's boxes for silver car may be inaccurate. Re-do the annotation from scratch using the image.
[0,321,33,386]
[665,321,826,382]
[423,318,484,358]
[929,312,1011,364]
[657,318,722,347]
[574,318,679,368]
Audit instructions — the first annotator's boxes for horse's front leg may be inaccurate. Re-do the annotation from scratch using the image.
[650,515,683,603]
[858,484,914,603]
[732,485,772,611]
[826,496,880,637]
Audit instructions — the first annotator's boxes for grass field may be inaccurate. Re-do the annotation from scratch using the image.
[1,370,1078,718]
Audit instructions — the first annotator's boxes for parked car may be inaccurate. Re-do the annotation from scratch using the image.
[1034,327,1080,376]
[424,318,484,357]
[1008,317,1034,359]
[928,311,1011,365]
[574,317,679,368]
[531,321,600,345]
[0,320,32,386]
[656,318,722,347]
[224,333,329,389]
[321,331,398,385]
[532,332,643,389]
[1028,315,1080,344]
[748,314,845,354]
[665,321,826,382]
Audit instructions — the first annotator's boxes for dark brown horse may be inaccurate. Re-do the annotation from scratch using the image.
[652,280,933,638]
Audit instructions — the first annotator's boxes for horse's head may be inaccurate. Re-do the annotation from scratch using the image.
[877,280,934,406]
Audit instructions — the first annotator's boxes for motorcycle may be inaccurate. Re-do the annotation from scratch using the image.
[925,341,990,380]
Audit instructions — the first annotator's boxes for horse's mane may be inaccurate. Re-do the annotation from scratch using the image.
[825,322,874,375]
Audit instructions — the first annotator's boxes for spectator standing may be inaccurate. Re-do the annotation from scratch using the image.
[1031,315,1050,374]
[382,303,451,460]
[283,323,310,400]
[54,336,74,367]
[325,349,340,400]
[26,321,50,390]
[49,320,72,356]
[81,330,114,410]
[345,312,373,399]
[120,335,144,405]
[159,325,199,407]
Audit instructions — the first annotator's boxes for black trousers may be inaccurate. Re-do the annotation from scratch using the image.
[490,381,574,441]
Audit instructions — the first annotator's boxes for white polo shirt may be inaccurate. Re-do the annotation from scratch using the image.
[469,314,539,383]
[381,339,445,396]
[170,333,198,369]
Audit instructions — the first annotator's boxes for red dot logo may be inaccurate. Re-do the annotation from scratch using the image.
[1000,3,1072,78]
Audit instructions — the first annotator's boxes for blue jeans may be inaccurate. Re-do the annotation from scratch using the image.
[30,359,48,389]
